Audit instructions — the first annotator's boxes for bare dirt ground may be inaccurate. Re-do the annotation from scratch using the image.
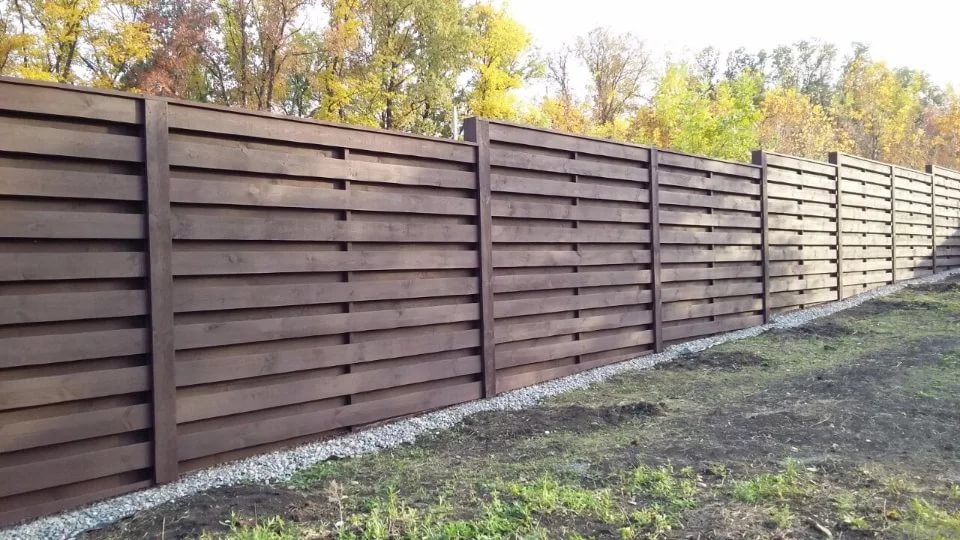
[85,277,960,539]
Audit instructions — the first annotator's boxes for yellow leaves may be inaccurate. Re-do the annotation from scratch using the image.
[760,87,848,159]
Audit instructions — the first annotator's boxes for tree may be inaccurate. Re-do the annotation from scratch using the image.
[576,27,650,127]
[925,88,960,170]
[632,63,762,161]
[131,0,214,99]
[724,46,766,82]
[462,2,538,121]
[832,55,926,167]
[769,40,837,107]
[9,0,152,86]
[0,7,32,74]
[760,86,847,159]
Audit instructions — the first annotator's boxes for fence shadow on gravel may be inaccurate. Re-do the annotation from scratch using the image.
[1,76,958,525]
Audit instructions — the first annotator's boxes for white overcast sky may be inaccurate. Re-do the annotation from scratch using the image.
[506,0,960,98]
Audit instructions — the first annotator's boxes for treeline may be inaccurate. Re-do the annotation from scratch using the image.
[1,0,958,170]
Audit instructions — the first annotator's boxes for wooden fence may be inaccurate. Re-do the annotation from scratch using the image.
[1,78,959,526]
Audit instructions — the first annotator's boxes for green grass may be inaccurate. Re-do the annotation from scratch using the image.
[732,459,809,504]
[177,280,960,540]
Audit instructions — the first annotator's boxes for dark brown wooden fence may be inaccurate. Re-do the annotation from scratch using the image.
[1,78,959,526]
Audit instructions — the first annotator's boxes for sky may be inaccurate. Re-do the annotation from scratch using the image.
[506,0,960,97]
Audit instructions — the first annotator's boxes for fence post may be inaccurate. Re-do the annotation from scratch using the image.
[751,151,771,323]
[829,153,845,300]
[889,165,898,283]
[927,165,938,273]
[464,118,496,398]
[649,149,663,352]
[143,98,177,483]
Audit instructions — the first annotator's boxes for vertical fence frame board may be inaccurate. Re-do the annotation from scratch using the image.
[752,151,771,323]
[464,118,497,398]
[649,149,663,352]
[828,153,845,299]
[927,165,938,273]
[889,165,898,283]
[143,98,177,484]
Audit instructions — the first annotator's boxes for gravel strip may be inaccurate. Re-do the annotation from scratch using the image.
[5,268,959,540]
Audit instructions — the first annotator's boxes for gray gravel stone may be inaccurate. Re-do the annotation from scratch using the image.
[4,268,958,540]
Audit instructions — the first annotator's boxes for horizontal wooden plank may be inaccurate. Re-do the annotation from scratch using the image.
[488,122,650,162]
[662,314,764,341]
[770,261,837,276]
[661,246,760,263]
[175,303,479,350]
[767,199,837,218]
[493,269,650,293]
[768,183,834,204]
[175,277,476,312]
[496,330,653,369]
[178,355,480,422]
[491,148,646,181]
[660,191,760,212]
[0,442,152,498]
[770,275,837,293]
[0,81,141,123]
[770,288,839,309]
[768,246,837,261]
[0,167,144,201]
[768,215,837,232]
[0,210,143,239]
[0,121,142,162]
[171,177,476,215]
[491,199,649,223]
[173,250,478,276]
[659,210,761,228]
[177,329,481,386]
[490,174,649,203]
[493,249,651,268]
[495,310,652,344]
[0,366,150,410]
[172,213,476,243]
[169,141,475,189]
[495,290,651,319]
[658,151,761,179]
[659,170,760,196]
[177,381,481,460]
[0,404,151,453]
[492,225,650,244]
[168,102,475,163]
[0,289,147,324]
[0,328,149,368]
[663,297,762,322]
[660,231,760,246]
[0,252,146,281]
[661,265,762,282]
[767,232,837,246]
[661,282,762,302]
[766,153,836,176]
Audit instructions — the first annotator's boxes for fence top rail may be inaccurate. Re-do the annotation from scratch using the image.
[0,76,477,150]
[929,164,960,181]
[477,118,761,178]
[480,118,652,152]
[762,151,835,168]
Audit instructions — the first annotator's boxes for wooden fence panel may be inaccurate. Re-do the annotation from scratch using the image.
[759,153,840,313]
[892,165,935,279]
[0,81,154,524]
[831,154,895,297]
[658,152,765,342]
[167,102,484,470]
[474,121,655,393]
[932,166,960,269]
[3,78,960,528]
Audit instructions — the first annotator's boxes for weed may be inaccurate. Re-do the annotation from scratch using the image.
[768,505,794,529]
[506,475,617,521]
[732,459,808,504]
[198,514,297,540]
[629,465,698,510]
[897,498,960,539]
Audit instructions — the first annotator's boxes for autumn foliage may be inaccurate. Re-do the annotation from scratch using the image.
[1,0,957,169]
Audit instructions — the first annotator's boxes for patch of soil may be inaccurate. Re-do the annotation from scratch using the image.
[80,485,307,540]
[637,336,960,473]
[911,276,960,293]
[456,401,666,440]
[659,350,767,371]
[775,319,853,338]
